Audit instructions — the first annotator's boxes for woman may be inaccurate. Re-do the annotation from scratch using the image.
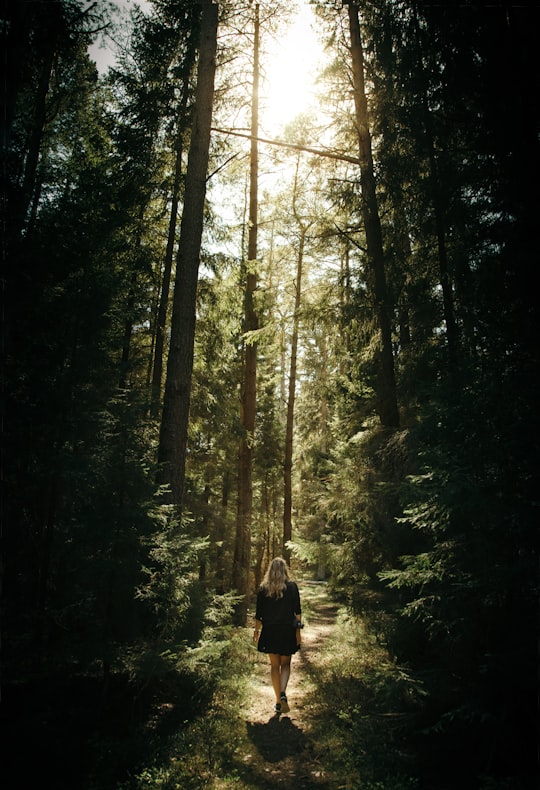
[253,557,302,714]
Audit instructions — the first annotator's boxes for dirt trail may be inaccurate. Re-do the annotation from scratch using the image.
[234,581,340,789]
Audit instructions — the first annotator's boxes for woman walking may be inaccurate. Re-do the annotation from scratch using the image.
[253,557,302,714]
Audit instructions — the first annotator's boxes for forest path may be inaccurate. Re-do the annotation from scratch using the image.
[229,581,341,789]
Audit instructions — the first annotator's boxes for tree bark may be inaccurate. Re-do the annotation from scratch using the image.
[150,140,182,417]
[157,2,219,510]
[233,2,260,624]
[283,159,306,563]
[412,7,458,361]
[14,28,57,238]
[347,3,399,429]
[150,28,199,417]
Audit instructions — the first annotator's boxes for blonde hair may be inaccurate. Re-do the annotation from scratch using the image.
[260,557,291,599]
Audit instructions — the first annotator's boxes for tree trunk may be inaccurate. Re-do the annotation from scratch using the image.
[391,199,412,348]
[283,159,306,563]
[15,32,56,238]
[215,469,230,594]
[157,2,218,510]
[233,2,260,625]
[119,218,145,390]
[150,139,182,417]
[282,230,303,562]
[119,312,133,390]
[150,28,198,417]
[339,210,351,374]
[347,3,399,429]
[412,8,458,361]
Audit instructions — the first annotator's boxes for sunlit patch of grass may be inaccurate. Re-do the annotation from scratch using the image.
[113,584,422,789]
[302,605,422,788]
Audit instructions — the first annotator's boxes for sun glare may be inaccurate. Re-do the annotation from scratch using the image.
[260,3,323,137]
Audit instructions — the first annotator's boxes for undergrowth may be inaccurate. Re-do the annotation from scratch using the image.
[110,627,251,789]
[112,582,425,789]
[301,606,423,790]
[13,581,526,788]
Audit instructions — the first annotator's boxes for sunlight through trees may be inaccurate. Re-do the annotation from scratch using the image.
[5,1,538,787]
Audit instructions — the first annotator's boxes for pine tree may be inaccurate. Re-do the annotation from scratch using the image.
[157,1,219,511]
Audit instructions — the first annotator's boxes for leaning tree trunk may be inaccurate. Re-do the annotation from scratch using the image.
[347,2,399,429]
[157,2,219,511]
[233,1,260,625]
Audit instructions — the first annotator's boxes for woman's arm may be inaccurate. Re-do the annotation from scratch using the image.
[294,613,302,645]
[292,582,302,644]
[253,617,262,644]
[253,589,264,643]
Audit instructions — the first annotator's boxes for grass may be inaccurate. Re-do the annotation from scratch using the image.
[6,583,533,788]
[295,598,423,790]
[110,630,251,789]
[121,581,422,790]
[115,582,424,789]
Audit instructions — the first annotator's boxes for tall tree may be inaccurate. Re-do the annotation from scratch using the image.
[283,156,311,562]
[157,1,219,510]
[150,135,183,416]
[345,1,399,428]
[4,0,102,241]
[410,4,458,361]
[150,18,199,417]
[233,0,260,624]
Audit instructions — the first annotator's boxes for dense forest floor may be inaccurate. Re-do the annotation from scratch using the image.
[3,582,534,789]
[2,582,413,789]
[119,580,423,789]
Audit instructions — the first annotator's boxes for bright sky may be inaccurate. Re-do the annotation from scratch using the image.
[259,2,323,137]
[89,1,324,138]
[88,0,151,73]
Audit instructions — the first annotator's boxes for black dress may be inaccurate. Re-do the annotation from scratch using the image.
[255,580,301,656]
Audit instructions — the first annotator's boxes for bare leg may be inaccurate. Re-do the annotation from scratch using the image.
[269,654,282,703]
[279,656,291,694]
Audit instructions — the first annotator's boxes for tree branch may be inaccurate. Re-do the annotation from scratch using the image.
[211,127,362,165]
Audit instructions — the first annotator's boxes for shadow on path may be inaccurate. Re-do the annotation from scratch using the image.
[236,582,340,788]
[246,714,308,762]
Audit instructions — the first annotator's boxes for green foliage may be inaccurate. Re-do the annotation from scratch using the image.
[292,4,538,785]
[368,362,538,781]
[138,508,209,639]
[109,628,249,789]
[303,606,424,788]
[5,1,538,787]
[4,0,229,689]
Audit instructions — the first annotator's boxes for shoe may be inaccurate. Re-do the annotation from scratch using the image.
[275,702,282,714]
[280,693,290,713]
